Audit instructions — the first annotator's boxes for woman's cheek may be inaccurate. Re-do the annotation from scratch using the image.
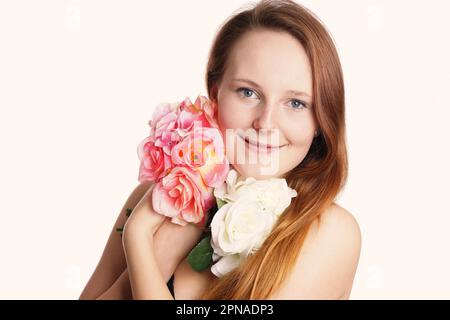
[286,115,316,143]
[218,102,240,129]
[289,132,310,147]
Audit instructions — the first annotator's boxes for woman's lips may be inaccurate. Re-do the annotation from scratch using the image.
[238,135,286,153]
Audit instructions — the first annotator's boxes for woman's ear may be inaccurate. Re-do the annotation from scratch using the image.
[314,129,319,138]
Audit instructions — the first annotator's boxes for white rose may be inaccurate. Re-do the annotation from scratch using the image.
[214,169,297,216]
[209,169,297,277]
[232,179,297,216]
[209,200,278,277]
[210,253,244,278]
[214,169,256,203]
[211,200,277,255]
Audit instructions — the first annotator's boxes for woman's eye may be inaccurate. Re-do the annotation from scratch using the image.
[236,87,258,99]
[236,87,307,111]
[289,99,307,111]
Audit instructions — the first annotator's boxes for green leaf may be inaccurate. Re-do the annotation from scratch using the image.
[187,235,213,272]
[216,197,227,209]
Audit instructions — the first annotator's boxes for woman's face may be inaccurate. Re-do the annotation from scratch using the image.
[216,29,318,179]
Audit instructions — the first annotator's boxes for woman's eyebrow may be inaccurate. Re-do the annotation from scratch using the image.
[232,78,311,98]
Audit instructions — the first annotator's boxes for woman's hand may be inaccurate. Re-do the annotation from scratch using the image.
[120,182,209,299]
[122,183,166,242]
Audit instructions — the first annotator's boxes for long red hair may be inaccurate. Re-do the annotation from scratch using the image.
[200,0,347,299]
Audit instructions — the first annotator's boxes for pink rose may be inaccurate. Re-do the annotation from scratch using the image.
[147,97,217,157]
[137,95,228,227]
[151,166,216,226]
[171,126,229,188]
[177,96,219,133]
[136,136,172,182]
[150,102,183,156]
[198,95,219,129]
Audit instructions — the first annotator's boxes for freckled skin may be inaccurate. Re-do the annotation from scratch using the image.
[216,29,318,180]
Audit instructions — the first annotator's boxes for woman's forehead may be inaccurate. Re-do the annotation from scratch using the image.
[224,30,313,94]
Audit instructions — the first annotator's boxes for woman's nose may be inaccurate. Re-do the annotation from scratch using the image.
[252,103,278,130]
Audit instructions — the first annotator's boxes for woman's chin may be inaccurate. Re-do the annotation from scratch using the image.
[230,163,284,180]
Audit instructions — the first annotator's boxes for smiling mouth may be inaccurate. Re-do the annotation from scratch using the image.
[239,135,286,150]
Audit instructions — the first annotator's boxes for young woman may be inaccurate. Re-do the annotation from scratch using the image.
[79,0,361,300]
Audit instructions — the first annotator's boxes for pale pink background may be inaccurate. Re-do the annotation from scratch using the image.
[0,0,449,299]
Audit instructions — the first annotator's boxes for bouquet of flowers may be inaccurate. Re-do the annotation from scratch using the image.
[188,168,297,277]
[127,94,298,277]
[136,95,229,228]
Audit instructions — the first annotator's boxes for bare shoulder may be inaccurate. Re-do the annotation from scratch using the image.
[309,203,362,251]
[268,203,362,300]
